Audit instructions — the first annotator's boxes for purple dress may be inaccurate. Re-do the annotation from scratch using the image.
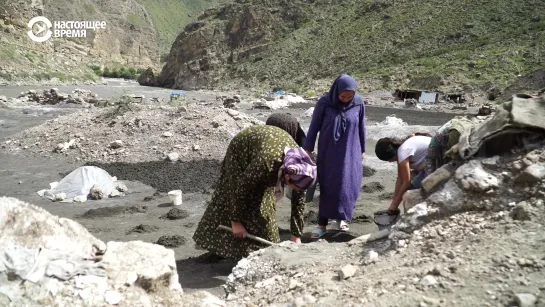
[303,74,366,221]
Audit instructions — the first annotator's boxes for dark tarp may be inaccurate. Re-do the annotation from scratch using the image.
[455,94,545,160]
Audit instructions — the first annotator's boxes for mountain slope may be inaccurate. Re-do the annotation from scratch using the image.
[135,0,226,56]
[152,0,545,93]
[0,0,222,84]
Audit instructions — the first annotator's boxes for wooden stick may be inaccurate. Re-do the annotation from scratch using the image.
[217,225,277,246]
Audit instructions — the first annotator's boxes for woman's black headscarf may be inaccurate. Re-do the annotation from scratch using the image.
[265,113,306,147]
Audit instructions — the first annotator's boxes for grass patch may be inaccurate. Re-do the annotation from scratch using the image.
[127,14,148,27]
[91,65,145,80]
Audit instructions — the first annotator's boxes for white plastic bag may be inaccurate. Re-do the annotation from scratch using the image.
[48,166,116,202]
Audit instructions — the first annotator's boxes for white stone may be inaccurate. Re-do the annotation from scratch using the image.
[514,293,537,307]
[54,193,66,201]
[73,195,88,203]
[420,275,438,287]
[104,290,123,305]
[162,132,173,137]
[167,152,180,162]
[338,264,358,279]
[455,160,499,192]
[109,190,121,198]
[368,250,379,262]
[100,241,182,292]
[427,180,466,212]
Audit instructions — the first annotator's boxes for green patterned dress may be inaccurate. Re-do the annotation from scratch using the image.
[192,125,305,260]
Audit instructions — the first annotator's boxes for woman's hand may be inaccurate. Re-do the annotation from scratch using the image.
[290,235,301,244]
[231,221,248,239]
[362,152,365,160]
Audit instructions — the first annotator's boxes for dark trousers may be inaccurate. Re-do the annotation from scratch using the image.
[318,214,328,227]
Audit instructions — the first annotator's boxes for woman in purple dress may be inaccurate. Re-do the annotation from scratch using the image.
[303,74,366,238]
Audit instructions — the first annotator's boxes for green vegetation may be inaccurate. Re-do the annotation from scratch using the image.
[126,14,148,27]
[135,0,223,54]
[227,0,545,92]
[90,65,145,80]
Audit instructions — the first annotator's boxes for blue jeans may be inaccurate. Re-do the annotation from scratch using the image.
[410,170,428,190]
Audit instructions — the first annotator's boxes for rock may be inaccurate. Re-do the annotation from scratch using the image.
[510,202,532,221]
[182,291,226,306]
[455,160,499,192]
[514,293,537,307]
[0,196,106,257]
[73,195,88,203]
[368,250,379,262]
[163,132,173,137]
[338,264,358,280]
[90,184,104,200]
[427,180,466,212]
[422,165,454,193]
[109,140,123,149]
[167,152,180,162]
[422,296,441,306]
[104,290,123,305]
[55,193,66,201]
[137,68,156,86]
[402,189,425,212]
[293,294,317,306]
[115,181,128,193]
[420,275,438,287]
[109,190,122,198]
[100,240,182,291]
[515,163,545,184]
[193,145,201,151]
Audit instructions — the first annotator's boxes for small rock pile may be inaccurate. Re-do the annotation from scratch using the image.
[0,196,226,306]
[222,144,545,306]
[220,95,241,109]
[17,88,103,106]
[0,95,10,108]
[1,103,265,163]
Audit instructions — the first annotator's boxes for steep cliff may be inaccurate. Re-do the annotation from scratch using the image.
[149,0,545,93]
[151,0,312,89]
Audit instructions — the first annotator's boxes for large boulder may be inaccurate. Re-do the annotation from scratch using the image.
[0,197,225,306]
[137,68,156,86]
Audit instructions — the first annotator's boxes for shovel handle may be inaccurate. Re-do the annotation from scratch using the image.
[217,225,277,246]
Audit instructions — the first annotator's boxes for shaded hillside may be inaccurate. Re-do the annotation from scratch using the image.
[151,0,545,93]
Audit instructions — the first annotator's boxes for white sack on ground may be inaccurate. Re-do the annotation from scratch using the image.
[47,166,116,202]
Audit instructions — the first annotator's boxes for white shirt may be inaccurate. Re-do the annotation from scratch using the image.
[397,135,431,171]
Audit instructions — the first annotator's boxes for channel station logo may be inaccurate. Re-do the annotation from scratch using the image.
[27,16,106,43]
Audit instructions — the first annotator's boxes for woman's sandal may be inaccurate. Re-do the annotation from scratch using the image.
[311,228,326,239]
[338,220,349,232]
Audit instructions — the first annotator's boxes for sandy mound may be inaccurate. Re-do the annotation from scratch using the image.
[2,104,264,163]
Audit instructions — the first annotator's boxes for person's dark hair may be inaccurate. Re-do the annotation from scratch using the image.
[375,133,432,161]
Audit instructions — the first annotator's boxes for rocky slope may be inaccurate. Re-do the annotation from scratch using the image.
[0,0,221,84]
[223,97,545,306]
[147,0,545,94]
